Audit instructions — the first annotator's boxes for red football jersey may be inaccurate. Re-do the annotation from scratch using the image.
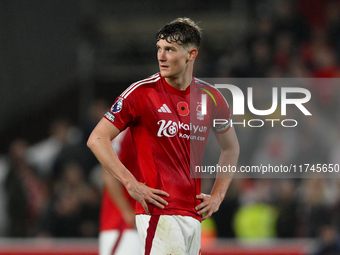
[104,73,231,221]
[99,129,140,231]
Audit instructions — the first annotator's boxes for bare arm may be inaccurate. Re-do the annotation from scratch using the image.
[87,118,169,214]
[195,126,239,220]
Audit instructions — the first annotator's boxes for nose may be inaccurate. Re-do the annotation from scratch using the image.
[158,49,166,61]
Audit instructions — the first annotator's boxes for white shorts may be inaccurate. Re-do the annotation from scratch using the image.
[99,229,141,255]
[136,214,201,255]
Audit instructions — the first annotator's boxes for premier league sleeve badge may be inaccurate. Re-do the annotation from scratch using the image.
[111,98,123,113]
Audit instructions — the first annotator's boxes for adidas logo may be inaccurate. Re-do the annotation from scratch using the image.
[158,104,172,113]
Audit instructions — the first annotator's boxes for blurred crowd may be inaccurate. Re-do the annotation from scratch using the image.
[0,99,109,238]
[0,2,340,254]
[196,0,340,79]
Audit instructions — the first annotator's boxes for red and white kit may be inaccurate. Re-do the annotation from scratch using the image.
[104,73,231,254]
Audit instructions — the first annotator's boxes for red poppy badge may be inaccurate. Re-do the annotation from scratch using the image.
[177,102,189,116]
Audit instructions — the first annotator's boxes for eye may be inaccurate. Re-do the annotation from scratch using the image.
[167,47,176,52]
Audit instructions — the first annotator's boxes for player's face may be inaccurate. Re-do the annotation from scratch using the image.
[157,39,191,79]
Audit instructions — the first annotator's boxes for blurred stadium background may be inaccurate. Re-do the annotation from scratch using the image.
[1,0,340,254]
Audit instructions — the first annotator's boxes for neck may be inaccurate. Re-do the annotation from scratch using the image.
[164,66,193,90]
[165,76,192,90]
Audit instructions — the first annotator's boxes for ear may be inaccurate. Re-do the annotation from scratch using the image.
[187,48,198,62]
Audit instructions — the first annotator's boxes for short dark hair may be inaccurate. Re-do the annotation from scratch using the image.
[156,18,202,48]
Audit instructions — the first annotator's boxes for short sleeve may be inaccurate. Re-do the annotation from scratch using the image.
[104,96,140,131]
[211,88,231,134]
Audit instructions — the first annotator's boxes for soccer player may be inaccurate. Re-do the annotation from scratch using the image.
[99,128,141,255]
[88,17,239,254]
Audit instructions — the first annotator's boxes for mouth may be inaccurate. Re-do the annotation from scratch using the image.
[160,65,168,70]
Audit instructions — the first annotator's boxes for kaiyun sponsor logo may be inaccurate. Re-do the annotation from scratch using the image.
[157,120,208,138]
